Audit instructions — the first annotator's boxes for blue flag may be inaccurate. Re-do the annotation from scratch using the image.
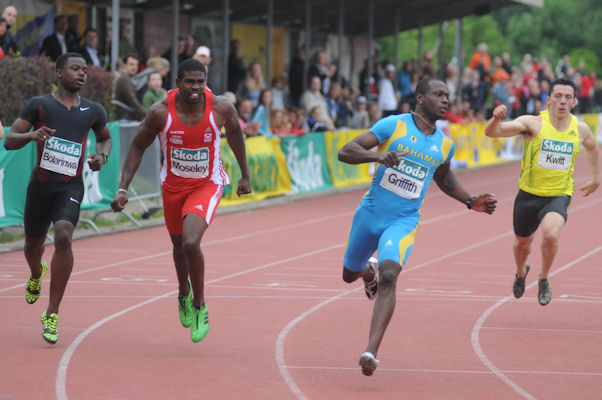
[15,5,56,57]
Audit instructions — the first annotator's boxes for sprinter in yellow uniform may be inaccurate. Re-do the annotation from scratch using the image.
[486,78,600,306]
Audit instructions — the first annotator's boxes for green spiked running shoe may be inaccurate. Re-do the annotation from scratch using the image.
[41,311,58,344]
[191,304,209,343]
[26,261,48,304]
[178,280,193,327]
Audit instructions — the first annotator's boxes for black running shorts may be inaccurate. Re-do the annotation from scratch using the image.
[24,175,84,238]
[513,189,571,237]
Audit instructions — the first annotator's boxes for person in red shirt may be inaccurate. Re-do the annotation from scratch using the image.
[111,59,251,343]
[579,71,596,114]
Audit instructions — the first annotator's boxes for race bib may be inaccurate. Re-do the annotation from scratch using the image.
[170,147,209,178]
[379,158,429,199]
[537,139,574,171]
[39,137,82,176]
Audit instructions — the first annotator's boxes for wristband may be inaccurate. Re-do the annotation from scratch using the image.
[466,195,477,210]
[117,188,127,195]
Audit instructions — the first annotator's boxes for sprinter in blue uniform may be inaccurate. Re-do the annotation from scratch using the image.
[338,78,497,376]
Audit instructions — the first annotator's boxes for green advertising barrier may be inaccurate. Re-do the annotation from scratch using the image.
[0,122,120,228]
[0,127,37,227]
[220,135,291,206]
[81,122,121,210]
[279,132,333,193]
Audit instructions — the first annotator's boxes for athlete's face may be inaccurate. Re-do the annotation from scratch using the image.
[547,84,576,117]
[177,70,207,104]
[58,57,88,91]
[421,80,449,119]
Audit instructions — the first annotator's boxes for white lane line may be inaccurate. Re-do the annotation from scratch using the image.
[284,365,602,376]
[55,243,344,400]
[471,246,602,400]
[482,326,602,334]
[275,230,515,400]
[0,212,352,295]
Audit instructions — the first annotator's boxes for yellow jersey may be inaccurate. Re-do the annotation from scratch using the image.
[518,110,580,197]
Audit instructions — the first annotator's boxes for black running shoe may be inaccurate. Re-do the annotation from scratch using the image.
[538,278,552,306]
[513,263,530,298]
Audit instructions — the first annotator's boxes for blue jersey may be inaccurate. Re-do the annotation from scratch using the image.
[360,113,455,217]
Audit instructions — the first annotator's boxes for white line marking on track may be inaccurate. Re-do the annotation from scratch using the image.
[471,246,602,400]
[284,365,602,376]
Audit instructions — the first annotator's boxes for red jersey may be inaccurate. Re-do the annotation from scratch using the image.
[159,88,229,191]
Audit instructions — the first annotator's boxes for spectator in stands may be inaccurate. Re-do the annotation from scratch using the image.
[65,14,81,51]
[118,19,137,59]
[244,61,265,107]
[490,56,510,87]
[519,78,543,116]
[0,17,10,59]
[350,96,370,129]
[134,56,170,99]
[228,39,246,96]
[288,46,305,107]
[445,101,465,124]
[308,50,328,84]
[378,64,399,117]
[421,51,436,77]
[162,35,186,63]
[502,52,513,75]
[307,106,328,132]
[367,101,382,126]
[288,107,309,135]
[270,109,289,135]
[76,28,104,69]
[463,69,487,111]
[113,54,146,121]
[39,15,69,62]
[193,45,212,71]
[445,63,459,104]
[142,71,167,109]
[579,71,596,114]
[492,75,511,111]
[398,100,411,114]
[469,43,490,82]
[336,85,354,128]
[139,45,158,72]
[0,5,17,56]
[238,98,260,137]
[325,82,341,127]
[183,35,196,60]
[271,75,288,110]
[300,75,335,131]
[252,88,273,137]
[555,54,571,78]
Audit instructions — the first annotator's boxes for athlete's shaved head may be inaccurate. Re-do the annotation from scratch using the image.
[416,77,442,96]
[177,59,206,80]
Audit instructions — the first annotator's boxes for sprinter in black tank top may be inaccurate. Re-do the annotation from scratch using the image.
[4,53,112,344]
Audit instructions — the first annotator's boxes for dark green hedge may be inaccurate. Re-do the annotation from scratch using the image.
[0,56,113,125]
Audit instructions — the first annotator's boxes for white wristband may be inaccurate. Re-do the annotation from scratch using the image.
[117,188,128,195]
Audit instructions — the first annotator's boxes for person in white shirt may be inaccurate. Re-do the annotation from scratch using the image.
[378,64,399,117]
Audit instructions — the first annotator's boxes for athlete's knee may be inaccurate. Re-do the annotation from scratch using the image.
[379,260,401,288]
[541,229,560,247]
[181,236,201,254]
[53,229,73,252]
[342,267,360,283]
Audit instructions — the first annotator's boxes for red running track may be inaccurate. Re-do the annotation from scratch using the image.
[1,157,601,400]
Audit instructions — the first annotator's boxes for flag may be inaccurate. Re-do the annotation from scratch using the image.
[15,5,56,57]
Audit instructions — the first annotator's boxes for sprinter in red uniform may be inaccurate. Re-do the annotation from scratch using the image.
[112,59,251,343]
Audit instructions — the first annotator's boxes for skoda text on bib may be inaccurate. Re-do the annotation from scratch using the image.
[537,138,574,171]
[39,137,82,176]
[380,158,430,199]
[170,147,210,178]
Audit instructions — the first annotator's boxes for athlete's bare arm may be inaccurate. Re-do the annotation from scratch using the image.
[4,118,55,150]
[485,105,540,139]
[87,125,113,171]
[577,121,600,196]
[433,161,497,214]
[214,96,251,196]
[338,131,405,167]
[111,101,167,211]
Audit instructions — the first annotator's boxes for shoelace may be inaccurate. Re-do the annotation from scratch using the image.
[27,277,42,292]
[45,315,57,332]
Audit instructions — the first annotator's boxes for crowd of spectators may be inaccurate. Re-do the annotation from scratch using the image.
[2,3,602,136]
